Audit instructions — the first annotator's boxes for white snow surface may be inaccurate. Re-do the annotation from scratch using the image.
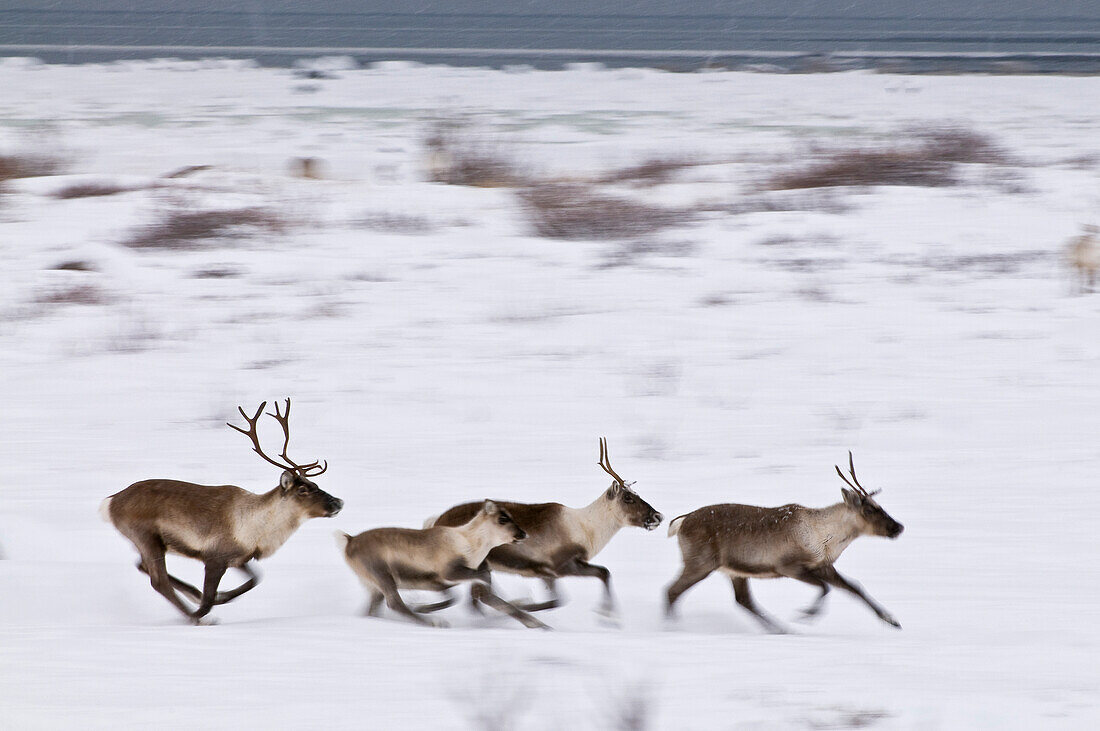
[1,61,1099,729]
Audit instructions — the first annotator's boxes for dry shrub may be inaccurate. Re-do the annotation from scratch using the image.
[359,212,437,234]
[448,668,530,731]
[770,150,955,189]
[122,206,285,250]
[161,164,212,179]
[424,121,524,187]
[430,148,521,187]
[913,127,1009,164]
[518,184,693,239]
[0,153,65,181]
[711,190,852,215]
[191,266,242,279]
[35,284,108,306]
[905,249,1052,275]
[601,157,700,186]
[769,127,1008,190]
[602,681,657,731]
[54,181,139,199]
[52,260,96,271]
[600,239,697,268]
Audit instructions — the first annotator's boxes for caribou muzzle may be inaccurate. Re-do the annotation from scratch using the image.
[324,495,344,517]
[644,512,664,531]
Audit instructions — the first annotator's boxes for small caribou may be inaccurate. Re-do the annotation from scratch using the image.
[427,438,663,617]
[665,452,903,632]
[335,500,548,629]
[100,399,343,624]
[1067,224,1099,294]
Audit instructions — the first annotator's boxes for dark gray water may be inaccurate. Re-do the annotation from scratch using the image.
[3,3,1099,71]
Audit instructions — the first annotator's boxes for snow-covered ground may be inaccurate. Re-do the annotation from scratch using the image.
[1,59,1098,729]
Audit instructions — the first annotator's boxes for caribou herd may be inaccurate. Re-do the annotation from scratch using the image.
[101,399,904,631]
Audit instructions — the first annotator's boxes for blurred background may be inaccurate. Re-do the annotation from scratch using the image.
[3,0,1100,71]
[1,2,1099,729]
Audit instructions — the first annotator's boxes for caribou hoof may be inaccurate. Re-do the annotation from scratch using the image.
[595,606,621,627]
[795,609,822,624]
[880,613,901,629]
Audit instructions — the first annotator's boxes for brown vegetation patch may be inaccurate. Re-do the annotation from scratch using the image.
[899,249,1053,275]
[712,191,852,215]
[600,239,698,267]
[768,127,1009,190]
[424,121,525,187]
[35,284,109,306]
[770,150,955,190]
[121,206,286,250]
[54,181,140,199]
[912,127,1010,165]
[601,156,701,186]
[161,164,212,179]
[359,212,437,234]
[430,149,523,187]
[191,266,243,279]
[51,260,97,272]
[0,153,66,182]
[517,184,694,240]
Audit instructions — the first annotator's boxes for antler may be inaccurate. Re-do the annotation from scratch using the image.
[227,399,327,477]
[266,398,328,477]
[228,401,294,472]
[597,437,632,488]
[835,450,880,497]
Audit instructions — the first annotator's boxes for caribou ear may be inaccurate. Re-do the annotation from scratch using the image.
[482,499,500,516]
[279,470,296,492]
[605,482,620,499]
[841,488,862,508]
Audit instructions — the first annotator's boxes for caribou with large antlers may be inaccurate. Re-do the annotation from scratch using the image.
[665,452,903,632]
[426,438,663,617]
[100,399,343,624]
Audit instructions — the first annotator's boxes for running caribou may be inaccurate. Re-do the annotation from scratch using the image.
[427,438,663,617]
[100,399,343,624]
[335,500,548,629]
[665,452,903,632]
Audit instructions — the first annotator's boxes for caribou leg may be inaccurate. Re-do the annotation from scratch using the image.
[731,577,785,634]
[212,563,261,605]
[134,537,205,623]
[136,561,260,606]
[136,559,201,603]
[665,561,713,617]
[192,562,228,621]
[777,565,832,621]
[560,557,615,616]
[411,587,458,613]
[371,566,443,627]
[470,583,550,630]
[815,566,900,628]
[514,577,564,612]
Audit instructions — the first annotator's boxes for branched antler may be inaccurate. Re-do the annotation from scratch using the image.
[267,398,328,476]
[227,398,327,476]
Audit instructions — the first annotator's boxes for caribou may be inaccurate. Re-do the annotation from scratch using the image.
[335,500,548,629]
[665,452,903,632]
[1068,224,1099,293]
[100,399,343,624]
[427,438,663,617]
